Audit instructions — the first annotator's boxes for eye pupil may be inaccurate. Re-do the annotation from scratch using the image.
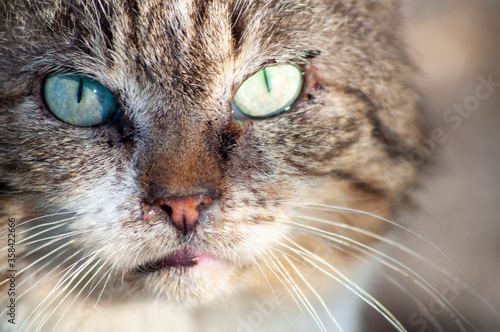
[77,78,83,104]
[263,68,271,93]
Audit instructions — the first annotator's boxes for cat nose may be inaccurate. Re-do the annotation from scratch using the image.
[156,196,213,235]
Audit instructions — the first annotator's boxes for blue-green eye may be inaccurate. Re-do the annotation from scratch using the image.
[43,74,118,126]
[232,64,304,119]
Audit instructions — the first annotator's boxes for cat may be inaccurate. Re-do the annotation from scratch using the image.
[0,0,496,331]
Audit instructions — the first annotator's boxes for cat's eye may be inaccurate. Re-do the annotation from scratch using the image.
[43,74,118,126]
[232,64,304,118]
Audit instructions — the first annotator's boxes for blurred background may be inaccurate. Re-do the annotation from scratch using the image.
[364,0,500,330]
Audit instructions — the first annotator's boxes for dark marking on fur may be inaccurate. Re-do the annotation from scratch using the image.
[303,49,321,59]
[96,2,116,57]
[330,169,386,197]
[290,137,357,162]
[229,1,245,53]
[343,86,411,159]
[343,117,359,133]
[219,120,248,161]
[101,116,136,148]
[124,0,140,50]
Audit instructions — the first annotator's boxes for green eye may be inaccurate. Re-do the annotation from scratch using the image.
[232,64,304,119]
[43,74,118,126]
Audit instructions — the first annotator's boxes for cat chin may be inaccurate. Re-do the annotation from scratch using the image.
[140,259,239,306]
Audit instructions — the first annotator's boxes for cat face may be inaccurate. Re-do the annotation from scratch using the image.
[0,0,425,327]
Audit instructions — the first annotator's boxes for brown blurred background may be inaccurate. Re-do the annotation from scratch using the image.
[364,0,500,331]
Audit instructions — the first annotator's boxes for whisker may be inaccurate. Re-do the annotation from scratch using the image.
[320,241,447,332]
[292,203,466,275]
[260,253,305,315]
[18,228,93,247]
[0,229,95,273]
[11,258,82,319]
[51,259,108,332]
[94,266,114,309]
[290,204,500,325]
[283,217,485,330]
[0,247,85,320]
[280,236,407,332]
[33,256,102,332]
[284,224,469,331]
[0,211,76,236]
[20,252,99,331]
[293,214,471,286]
[17,228,95,260]
[10,247,84,303]
[254,256,285,310]
[281,253,344,332]
[268,250,328,332]
[4,216,76,240]
[0,239,77,287]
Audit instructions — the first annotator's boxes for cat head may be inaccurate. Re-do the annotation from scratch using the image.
[0,0,425,307]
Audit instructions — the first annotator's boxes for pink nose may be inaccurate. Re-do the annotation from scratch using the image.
[156,196,212,235]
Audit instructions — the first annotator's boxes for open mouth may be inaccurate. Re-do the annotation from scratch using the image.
[138,247,205,273]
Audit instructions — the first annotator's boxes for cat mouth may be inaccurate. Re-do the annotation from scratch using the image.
[137,247,222,273]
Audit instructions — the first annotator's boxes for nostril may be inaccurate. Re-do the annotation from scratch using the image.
[197,201,210,212]
[160,204,173,219]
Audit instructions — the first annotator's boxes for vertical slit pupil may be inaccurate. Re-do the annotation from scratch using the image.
[77,78,83,103]
[263,68,270,93]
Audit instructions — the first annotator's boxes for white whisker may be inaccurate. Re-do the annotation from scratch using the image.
[283,223,469,331]
[290,204,500,325]
[268,250,328,332]
[281,253,344,332]
[0,239,76,287]
[94,266,114,309]
[0,247,84,318]
[51,259,108,332]
[33,256,102,332]
[254,256,285,311]
[18,228,93,247]
[20,252,99,331]
[0,211,76,236]
[280,236,407,332]
[8,216,75,238]
[260,253,305,315]
[292,203,467,275]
